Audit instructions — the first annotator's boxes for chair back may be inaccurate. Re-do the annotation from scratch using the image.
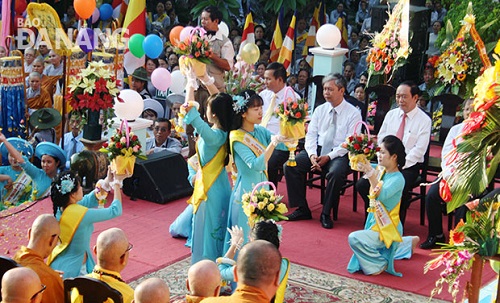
[64,277,123,303]
[312,75,325,110]
[0,256,20,300]
[429,94,463,145]
[365,84,395,135]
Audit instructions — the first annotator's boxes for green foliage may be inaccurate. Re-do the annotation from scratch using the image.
[190,0,241,25]
[436,1,500,50]
[260,0,307,14]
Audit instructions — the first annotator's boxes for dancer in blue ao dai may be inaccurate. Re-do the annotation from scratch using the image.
[348,135,417,277]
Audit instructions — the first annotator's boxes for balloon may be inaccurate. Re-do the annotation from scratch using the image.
[151,68,172,91]
[316,24,341,49]
[77,28,95,53]
[128,34,145,58]
[15,0,27,15]
[99,3,113,21]
[179,26,194,43]
[74,0,96,20]
[170,70,186,94]
[169,25,183,47]
[143,34,163,59]
[240,43,260,64]
[218,21,229,38]
[112,4,121,19]
[91,7,100,24]
[114,89,144,121]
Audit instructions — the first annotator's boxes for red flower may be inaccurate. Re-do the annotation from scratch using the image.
[196,41,202,48]
[374,61,382,72]
[462,112,486,135]
[357,136,363,142]
[477,99,496,111]
[363,148,370,154]
[295,112,302,118]
[353,143,361,150]
[132,135,138,141]
[452,230,465,244]
[116,142,122,149]
[102,142,108,148]
[348,136,354,142]
[439,179,452,202]
[195,51,201,58]
[291,103,298,109]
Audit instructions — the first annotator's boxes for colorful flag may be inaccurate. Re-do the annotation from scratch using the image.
[335,16,349,49]
[277,13,296,74]
[119,0,130,25]
[121,0,146,74]
[238,12,255,55]
[270,8,284,62]
[302,3,322,67]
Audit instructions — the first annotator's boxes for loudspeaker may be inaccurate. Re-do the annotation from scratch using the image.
[123,150,193,204]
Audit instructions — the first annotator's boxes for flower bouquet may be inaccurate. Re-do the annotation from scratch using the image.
[431,103,443,141]
[366,0,411,82]
[342,121,378,171]
[66,61,120,140]
[99,120,146,176]
[274,88,308,166]
[242,181,288,228]
[366,101,377,131]
[174,27,212,78]
[225,59,265,95]
[424,196,500,302]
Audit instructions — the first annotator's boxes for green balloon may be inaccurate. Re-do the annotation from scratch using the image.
[129,34,145,58]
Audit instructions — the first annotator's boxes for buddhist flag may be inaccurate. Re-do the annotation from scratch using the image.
[277,12,296,74]
[335,16,348,49]
[303,3,322,67]
[121,0,146,74]
[270,8,284,62]
[118,0,129,25]
[238,12,255,55]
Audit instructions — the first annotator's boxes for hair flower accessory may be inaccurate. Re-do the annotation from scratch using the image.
[232,95,248,114]
[56,175,75,195]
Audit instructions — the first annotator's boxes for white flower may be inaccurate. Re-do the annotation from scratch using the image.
[79,77,96,94]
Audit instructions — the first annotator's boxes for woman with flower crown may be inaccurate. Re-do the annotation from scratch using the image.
[224,90,284,251]
[46,170,126,278]
[178,67,236,264]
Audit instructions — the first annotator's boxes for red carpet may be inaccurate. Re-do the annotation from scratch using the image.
[0,180,495,302]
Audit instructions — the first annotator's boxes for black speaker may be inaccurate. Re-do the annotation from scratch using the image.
[123,150,193,204]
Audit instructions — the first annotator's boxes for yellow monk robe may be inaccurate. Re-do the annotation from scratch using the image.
[27,87,52,110]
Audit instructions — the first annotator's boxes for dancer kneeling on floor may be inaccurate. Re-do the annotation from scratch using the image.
[347,135,419,277]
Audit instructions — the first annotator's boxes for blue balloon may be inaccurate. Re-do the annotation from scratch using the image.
[142,34,163,59]
[77,28,95,53]
[99,3,113,21]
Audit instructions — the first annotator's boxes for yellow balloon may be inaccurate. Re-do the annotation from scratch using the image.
[240,43,260,64]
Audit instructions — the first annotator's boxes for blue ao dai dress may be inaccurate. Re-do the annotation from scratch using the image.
[184,108,231,264]
[347,170,414,277]
[224,125,272,251]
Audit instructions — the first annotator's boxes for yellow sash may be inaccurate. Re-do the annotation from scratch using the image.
[274,258,290,303]
[296,33,308,44]
[188,143,226,214]
[230,129,267,177]
[47,204,87,265]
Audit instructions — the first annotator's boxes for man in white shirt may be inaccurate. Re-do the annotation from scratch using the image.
[356,81,432,225]
[259,62,300,188]
[146,118,182,155]
[285,74,362,229]
[60,112,84,168]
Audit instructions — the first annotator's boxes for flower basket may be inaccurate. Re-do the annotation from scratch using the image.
[179,55,207,77]
[99,120,146,176]
[242,181,288,228]
[274,87,308,166]
[342,121,378,171]
[172,27,212,65]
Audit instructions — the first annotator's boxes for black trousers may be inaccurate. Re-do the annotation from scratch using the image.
[284,150,349,217]
[267,149,289,188]
[356,163,421,225]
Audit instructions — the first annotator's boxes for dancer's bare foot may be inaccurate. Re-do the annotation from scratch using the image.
[411,236,420,253]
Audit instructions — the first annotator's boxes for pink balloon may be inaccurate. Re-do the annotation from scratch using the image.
[179,26,194,43]
[91,7,100,24]
[151,68,172,91]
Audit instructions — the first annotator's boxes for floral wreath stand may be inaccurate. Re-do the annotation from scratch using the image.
[468,255,500,303]
[279,88,306,167]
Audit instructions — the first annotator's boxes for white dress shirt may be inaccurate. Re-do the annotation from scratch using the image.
[60,132,84,169]
[146,137,182,154]
[441,122,463,174]
[378,106,432,169]
[305,99,362,160]
[259,86,301,135]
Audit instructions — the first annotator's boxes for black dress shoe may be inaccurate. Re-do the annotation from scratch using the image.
[287,209,312,221]
[419,235,446,249]
[320,213,333,229]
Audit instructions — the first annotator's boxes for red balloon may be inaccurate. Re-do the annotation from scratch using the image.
[74,0,96,20]
[15,0,27,15]
[169,25,184,47]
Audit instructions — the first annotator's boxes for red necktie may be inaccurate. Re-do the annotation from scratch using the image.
[396,114,407,140]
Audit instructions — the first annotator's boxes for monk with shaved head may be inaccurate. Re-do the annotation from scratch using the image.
[132,278,170,303]
[14,214,64,303]
[1,267,45,303]
[186,260,221,302]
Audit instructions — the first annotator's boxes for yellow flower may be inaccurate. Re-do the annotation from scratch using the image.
[258,202,266,210]
[269,195,275,202]
[447,54,458,66]
[260,188,265,194]
[267,204,275,211]
[248,204,255,213]
[242,193,250,202]
[251,195,258,203]
[262,198,268,204]
[276,203,288,214]
[79,77,96,94]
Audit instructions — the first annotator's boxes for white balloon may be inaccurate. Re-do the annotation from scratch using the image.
[114,89,144,121]
[112,4,121,19]
[218,21,229,38]
[170,70,186,94]
[316,24,341,49]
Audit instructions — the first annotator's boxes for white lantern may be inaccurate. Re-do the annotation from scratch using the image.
[218,21,229,38]
[114,89,144,121]
[316,24,342,49]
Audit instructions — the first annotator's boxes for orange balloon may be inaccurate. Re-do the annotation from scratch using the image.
[169,25,184,47]
[74,0,96,20]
